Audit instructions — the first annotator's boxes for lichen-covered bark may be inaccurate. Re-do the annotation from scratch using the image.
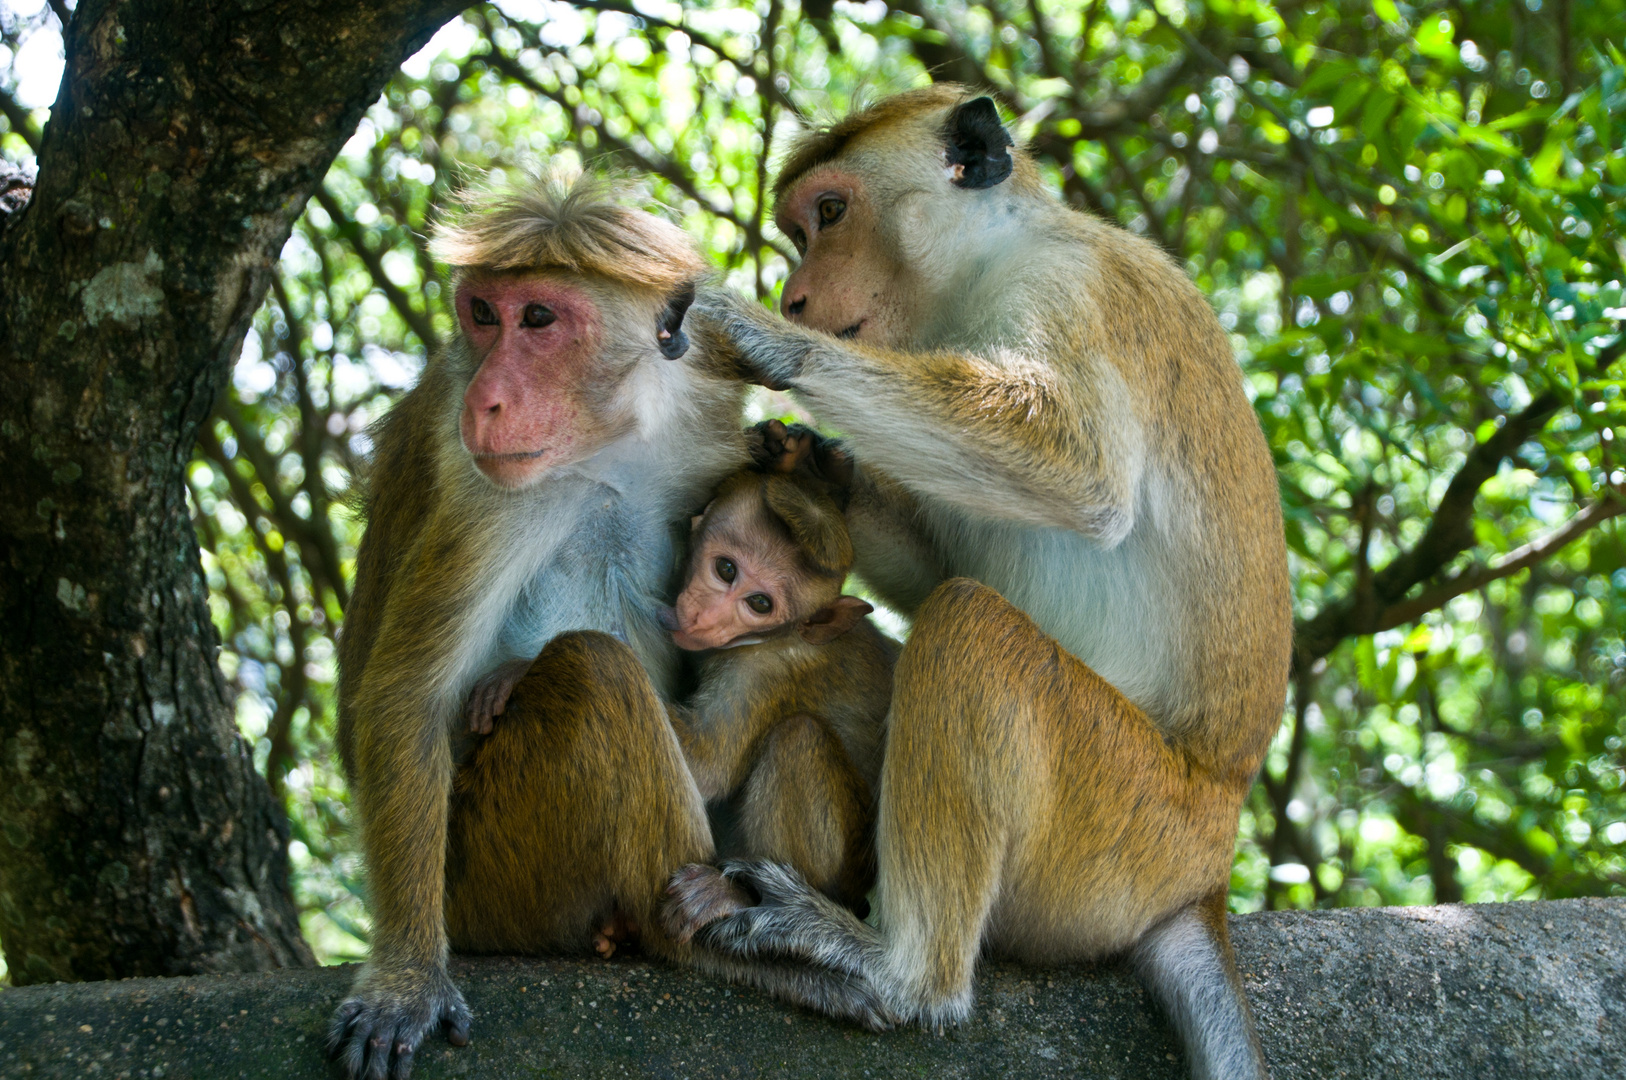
[0,0,464,984]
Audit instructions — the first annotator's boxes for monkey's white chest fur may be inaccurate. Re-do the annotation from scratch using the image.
[924,498,1192,727]
[446,468,689,716]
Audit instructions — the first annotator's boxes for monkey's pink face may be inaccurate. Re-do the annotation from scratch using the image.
[777,168,910,347]
[457,275,604,489]
[669,542,793,651]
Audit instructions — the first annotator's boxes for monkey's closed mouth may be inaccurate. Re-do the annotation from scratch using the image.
[837,322,864,340]
[477,449,549,462]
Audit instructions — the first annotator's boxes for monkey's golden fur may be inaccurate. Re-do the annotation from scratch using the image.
[669,86,1290,1079]
[331,172,751,1079]
[670,469,898,909]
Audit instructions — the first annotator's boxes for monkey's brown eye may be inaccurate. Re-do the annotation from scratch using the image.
[522,303,556,328]
[714,556,736,584]
[790,227,808,255]
[745,593,773,615]
[470,297,498,325]
[818,197,846,227]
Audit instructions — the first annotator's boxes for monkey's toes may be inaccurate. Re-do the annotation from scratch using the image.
[662,864,753,943]
[593,911,640,958]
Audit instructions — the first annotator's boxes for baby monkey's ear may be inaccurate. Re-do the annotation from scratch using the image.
[798,596,874,645]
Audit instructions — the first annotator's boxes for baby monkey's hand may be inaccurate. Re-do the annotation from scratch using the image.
[749,420,854,494]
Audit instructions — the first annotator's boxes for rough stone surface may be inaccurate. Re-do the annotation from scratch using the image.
[0,897,1620,1078]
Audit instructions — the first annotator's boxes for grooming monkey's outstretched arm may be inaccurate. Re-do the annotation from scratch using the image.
[699,291,1141,542]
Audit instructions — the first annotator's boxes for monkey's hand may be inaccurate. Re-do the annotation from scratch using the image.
[328,963,472,1080]
[661,863,755,944]
[748,419,854,490]
[464,657,533,735]
[689,287,817,392]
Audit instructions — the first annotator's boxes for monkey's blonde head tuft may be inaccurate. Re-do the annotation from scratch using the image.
[430,166,707,289]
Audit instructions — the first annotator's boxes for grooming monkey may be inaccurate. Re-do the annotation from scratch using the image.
[661,463,897,912]
[329,172,757,1080]
[665,87,1292,1080]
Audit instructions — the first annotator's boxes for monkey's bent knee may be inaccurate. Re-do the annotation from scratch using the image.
[915,578,1016,631]
[529,629,644,680]
[505,629,667,735]
[894,578,1062,713]
[907,578,1042,659]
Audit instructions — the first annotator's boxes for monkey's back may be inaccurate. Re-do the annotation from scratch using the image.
[696,619,899,792]
[937,205,1291,782]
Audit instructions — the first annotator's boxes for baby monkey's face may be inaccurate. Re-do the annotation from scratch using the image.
[667,527,806,651]
[662,472,865,652]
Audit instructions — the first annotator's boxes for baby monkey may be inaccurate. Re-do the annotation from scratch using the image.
[659,448,897,914]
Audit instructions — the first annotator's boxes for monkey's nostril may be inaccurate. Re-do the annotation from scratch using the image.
[785,297,807,317]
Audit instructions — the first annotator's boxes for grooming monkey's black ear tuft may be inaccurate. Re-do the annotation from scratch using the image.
[944,96,1013,190]
[657,281,697,359]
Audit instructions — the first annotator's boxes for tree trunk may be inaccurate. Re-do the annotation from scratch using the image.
[0,0,463,985]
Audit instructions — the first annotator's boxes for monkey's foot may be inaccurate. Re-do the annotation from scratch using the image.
[661,863,754,944]
[687,859,880,981]
[592,910,640,959]
[328,964,471,1080]
[747,419,854,490]
[464,658,534,735]
[752,418,816,473]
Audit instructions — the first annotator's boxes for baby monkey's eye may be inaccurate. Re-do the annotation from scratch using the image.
[791,227,808,255]
[714,556,737,584]
[470,297,498,325]
[745,593,773,615]
[522,303,556,328]
[818,197,846,227]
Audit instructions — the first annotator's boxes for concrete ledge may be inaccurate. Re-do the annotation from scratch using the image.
[0,898,1621,1078]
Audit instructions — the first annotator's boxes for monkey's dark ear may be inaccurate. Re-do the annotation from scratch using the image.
[657,282,697,359]
[945,96,1013,190]
[799,596,874,645]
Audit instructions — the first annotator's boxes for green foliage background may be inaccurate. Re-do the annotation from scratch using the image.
[4,0,1624,964]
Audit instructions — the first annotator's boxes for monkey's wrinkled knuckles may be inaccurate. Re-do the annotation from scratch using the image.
[328,965,472,1080]
[593,911,640,958]
[661,863,753,944]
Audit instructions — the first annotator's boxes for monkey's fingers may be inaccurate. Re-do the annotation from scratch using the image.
[443,1001,472,1048]
[465,692,493,735]
[327,999,369,1069]
[329,977,471,1080]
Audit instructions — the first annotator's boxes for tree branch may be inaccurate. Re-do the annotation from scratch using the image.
[1375,489,1626,632]
[0,89,40,153]
[312,186,440,354]
[1294,334,1626,668]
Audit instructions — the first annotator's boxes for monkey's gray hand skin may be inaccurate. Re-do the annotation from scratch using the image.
[668,859,899,1031]
[328,965,472,1080]
[691,288,816,392]
[464,657,533,735]
[661,863,753,944]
